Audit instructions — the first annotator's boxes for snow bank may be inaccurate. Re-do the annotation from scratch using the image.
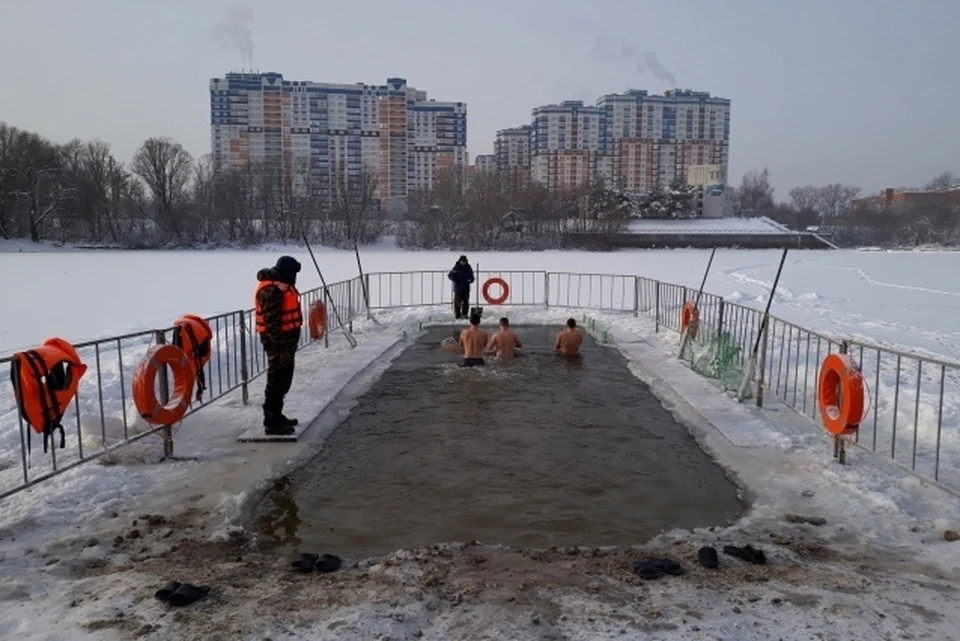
[624,217,792,234]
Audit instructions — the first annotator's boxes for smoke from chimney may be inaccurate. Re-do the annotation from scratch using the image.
[210,5,255,68]
[589,36,677,87]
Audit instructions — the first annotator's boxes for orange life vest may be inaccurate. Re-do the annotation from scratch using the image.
[172,314,212,402]
[11,337,88,453]
[255,280,303,334]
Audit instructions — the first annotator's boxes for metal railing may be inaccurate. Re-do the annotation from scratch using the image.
[3,267,958,499]
[0,276,368,500]
[633,275,960,495]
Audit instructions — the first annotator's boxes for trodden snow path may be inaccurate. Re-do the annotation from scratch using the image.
[0,307,959,640]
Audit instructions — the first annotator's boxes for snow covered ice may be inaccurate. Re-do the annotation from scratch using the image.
[1,245,960,640]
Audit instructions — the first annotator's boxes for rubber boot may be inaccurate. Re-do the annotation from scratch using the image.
[276,400,299,428]
[263,402,295,436]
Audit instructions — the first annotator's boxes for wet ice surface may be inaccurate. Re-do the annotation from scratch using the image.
[255,325,744,556]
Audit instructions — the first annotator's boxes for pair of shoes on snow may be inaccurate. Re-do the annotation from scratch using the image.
[155,581,210,606]
[723,544,767,565]
[633,557,685,580]
[291,552,342,573]
[696,544,766,568]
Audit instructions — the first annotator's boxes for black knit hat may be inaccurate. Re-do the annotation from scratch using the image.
[275,255,301,278]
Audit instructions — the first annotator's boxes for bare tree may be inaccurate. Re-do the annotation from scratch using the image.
[816,183,861,222]
[130,137,193,238]
[736,167,775,216]
[788,186,821,213]
[925,171,958,191]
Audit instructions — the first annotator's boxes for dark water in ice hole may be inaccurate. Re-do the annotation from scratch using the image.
[253,325,744,557]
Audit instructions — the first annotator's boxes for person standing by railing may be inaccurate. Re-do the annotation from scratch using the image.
[255,255,303,436]
[448,255,474,319]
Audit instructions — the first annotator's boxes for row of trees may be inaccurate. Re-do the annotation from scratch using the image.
[735,168,960,247]
[400,172,704,250]
[0,122,386,247]
[3,119,957,249]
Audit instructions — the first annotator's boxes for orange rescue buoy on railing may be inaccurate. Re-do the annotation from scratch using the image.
[681,300,700,339]
[818,353,866,436]
[482,277,510,305]
[11,337,88,452]
[132,344,196,426]
[309,300,327,340]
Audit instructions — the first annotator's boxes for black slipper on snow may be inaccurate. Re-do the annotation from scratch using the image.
[698,546,719,569]
[633,559,662,580]
[167,583,210,607]
[154,581,181,601]
[723,544,767,565]
[315,553,342,573]
[653,557,686,576]
[291,553,319,572]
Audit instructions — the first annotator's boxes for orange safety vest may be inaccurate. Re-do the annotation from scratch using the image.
[255,280,303,334]
[11,337,88,453]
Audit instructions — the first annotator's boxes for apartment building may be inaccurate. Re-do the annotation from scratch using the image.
[493,88,730,196]
[529,101,605,191]
[493,125,533,182]
[209,73,467,207]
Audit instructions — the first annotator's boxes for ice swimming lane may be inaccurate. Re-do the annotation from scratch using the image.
[254,325,744,556]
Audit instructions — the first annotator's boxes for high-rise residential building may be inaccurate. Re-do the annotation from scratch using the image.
[209,73,467,208]
[474,154,496,173]
[530,101,605,192]
[492,88,730,196]
[598,89,730,193]
[494,126,532,182]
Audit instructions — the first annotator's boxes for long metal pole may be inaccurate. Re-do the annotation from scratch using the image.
[302,233,357,348]
[738,248,789,401]
[679,247,716,358]
[353,243,380,324]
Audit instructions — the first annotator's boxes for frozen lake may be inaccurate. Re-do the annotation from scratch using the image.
[3,244,959,361]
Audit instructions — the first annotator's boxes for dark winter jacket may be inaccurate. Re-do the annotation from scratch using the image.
[256,267,301,351]
[448,262,475,295]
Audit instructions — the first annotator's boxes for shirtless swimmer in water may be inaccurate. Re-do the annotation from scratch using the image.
[555,318,584,357]
[486,317,522,358]
[440,330,461,353]
[459,313,489,366]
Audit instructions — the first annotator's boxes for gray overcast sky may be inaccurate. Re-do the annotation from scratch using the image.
[1,0,957,198]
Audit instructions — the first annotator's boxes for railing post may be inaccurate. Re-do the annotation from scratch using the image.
[544,272,550,308]
[654,281,661,333]
[756,320,769,408]
[323,289,330,349]
[717,298,725,339]
[239,310,249,405]
[154,329,174,458]
[633,276,639,317]
[348,282,354,333]
[364,274,371,309]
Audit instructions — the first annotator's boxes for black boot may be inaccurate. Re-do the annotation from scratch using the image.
[275,401,298,428]
[263,402,295,436]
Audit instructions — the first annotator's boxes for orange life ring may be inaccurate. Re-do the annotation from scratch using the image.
[482,277,510,305]
[308,300,327,340]
[818,353,865,436]
[132,344,196,426]
[681,300,700,339]
[11,337,88,452]
[172,314,212,401]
